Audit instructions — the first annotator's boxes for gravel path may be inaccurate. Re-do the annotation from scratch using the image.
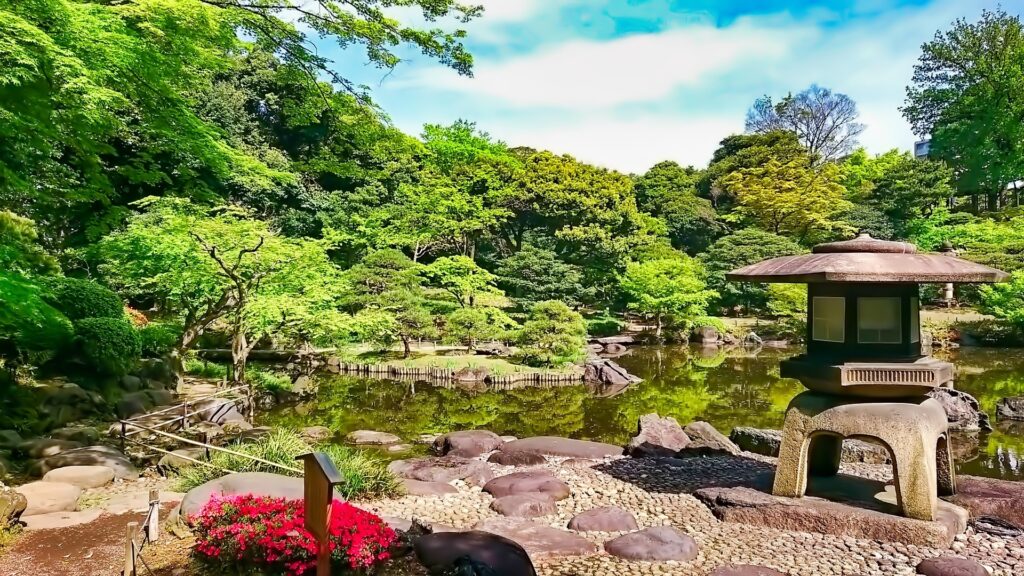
[364,453,1024,576]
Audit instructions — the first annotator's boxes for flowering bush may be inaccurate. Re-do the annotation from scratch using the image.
[190,494,396,575]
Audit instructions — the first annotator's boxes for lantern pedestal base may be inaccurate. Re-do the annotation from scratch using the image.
[772,391,955,521]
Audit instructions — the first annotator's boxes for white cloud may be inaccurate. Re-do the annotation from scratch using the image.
[403,19,811,109]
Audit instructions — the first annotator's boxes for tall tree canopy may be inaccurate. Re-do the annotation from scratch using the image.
[903,8,1024,208]
[745,85,865,162]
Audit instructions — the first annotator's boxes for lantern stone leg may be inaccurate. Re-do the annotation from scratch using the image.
[772,392,952,522]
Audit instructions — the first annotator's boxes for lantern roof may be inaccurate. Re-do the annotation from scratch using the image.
[726,233,1009,284]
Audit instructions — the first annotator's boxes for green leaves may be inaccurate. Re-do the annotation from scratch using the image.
[619,254,717,334]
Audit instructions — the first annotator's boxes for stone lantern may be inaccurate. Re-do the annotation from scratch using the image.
[727,233,1007,521]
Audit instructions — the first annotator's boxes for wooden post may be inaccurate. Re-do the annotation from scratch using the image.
[124,521,139,576]
[120,421,127,452]
[297,452,343,576]
[147,489,160,542]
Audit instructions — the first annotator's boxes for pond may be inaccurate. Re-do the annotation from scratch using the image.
[260,345,1024,480]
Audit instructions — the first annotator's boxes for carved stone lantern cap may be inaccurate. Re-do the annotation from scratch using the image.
[727,232,1008,284]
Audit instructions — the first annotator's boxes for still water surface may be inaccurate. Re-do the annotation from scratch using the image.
[262,345,1024,480]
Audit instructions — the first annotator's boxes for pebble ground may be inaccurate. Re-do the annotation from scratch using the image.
[361,452,1024,576]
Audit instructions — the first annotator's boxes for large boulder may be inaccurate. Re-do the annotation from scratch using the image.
[483,470,570,500]
[158,448,205,473]
[996,396,1024,422]
[49,426,100,445]
[433,430,503,458]
[583,359,642,387]
[603,526,699,561]
[677,422,740,457]
[388,456,492,484]
[595,336,634,346]
[17,438,83,459]
[16,481,81,516]
[191,398,246,425]
[927,388,991,432]
[179,472,308,519]
[299,426,333,443]
[33,446,138,480]
[729,427,890,464]
[916,557,988,576]
[473,517,598,560]
[500,437,622,459]
[626,414,690,458]
[490,494,557,518]
[0,485,27,526]
[414,530,537,576]
[42,465,115,489]
[346,430,401,445]
[567,506,638,532]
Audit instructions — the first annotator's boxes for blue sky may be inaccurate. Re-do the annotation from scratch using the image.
[321,0,1021,173]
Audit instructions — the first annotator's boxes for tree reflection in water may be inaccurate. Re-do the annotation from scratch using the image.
[261,345,1024,479]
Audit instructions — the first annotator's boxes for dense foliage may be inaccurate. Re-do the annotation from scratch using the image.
[1,4,1022,388]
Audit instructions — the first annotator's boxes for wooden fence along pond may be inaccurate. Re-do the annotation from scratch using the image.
[330,362,585,387]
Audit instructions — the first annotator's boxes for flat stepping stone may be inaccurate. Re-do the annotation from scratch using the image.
[490,494,556,518]
[402,478,458,496]
[567,506,638,532]
[389,456,492,484]
[474,517,598,560]
[42,465,115,489]
[346,430,401,445]
[501,436,621,459]
[604,526,699,561]
[488,450,546,466]
[16,481,81,517]
[22,509,102,530]
[708,566,787,576]
[483,470,570,500]
[916,557,989,576]
[415,530,537,576]
[433,430,503,457]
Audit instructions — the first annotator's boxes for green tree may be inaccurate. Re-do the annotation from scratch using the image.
[902,8,1024,210]
[700,229,805,315]
[0,212,58,276]
[516,301,587,367]
[978,271,1024,330]
[698,131,808,209]
[97,198,338,383]
[0,272,73,372]
[343,249,423,310]
[869,155,954,238]
[634,161,722,253]
[619,255,717,336]
[494,244,586,309]
[423,256,500,308]
[721,158,852,244]
[839,148,904,201]
[444,307,517,351]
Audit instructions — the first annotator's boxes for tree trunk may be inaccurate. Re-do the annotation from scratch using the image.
[230,331,248,383]
[655,315,663,337]
[401,336,411,359]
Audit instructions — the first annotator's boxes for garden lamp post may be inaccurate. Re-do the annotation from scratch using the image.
[727,233,1007,521]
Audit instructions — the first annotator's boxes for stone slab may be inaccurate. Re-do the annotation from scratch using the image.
[483,470,570,500]
[603,526,699,561]
[944,474,1024,530]
[415,530,537,576]
[501,437,622,459]
[22,509,102,530]
[402,478,458,497]
[42,465,115,489]
[474,517,599,560]
[695,486,967,548]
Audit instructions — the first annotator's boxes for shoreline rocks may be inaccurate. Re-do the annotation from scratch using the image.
[603,526,699,561]
[928,388,992,432]
[626,414,690,458]
[433,430,503,458]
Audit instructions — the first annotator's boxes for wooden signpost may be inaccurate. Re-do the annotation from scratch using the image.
[297,452,343,576]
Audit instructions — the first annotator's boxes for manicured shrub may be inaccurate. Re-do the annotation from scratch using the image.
[516,300,587,367]
[0,272,74,366]
[174,429,402,499]
[75,317,142,376]
[191,494,396,575]
[138,322,179,358]
[585,311,624,338]
[40,277,124,321]
[443,307,518,350]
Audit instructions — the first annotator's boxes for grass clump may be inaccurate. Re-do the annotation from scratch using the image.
[183,356,228,379]
[173,429,402,500]
[248,368,292,393]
